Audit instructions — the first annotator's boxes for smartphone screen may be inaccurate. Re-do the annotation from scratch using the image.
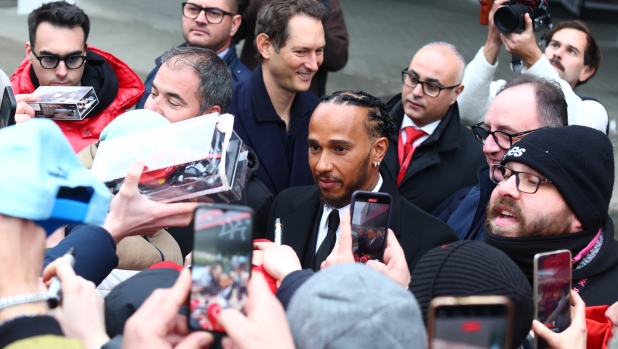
[534,250,571,339]
[350,191,392,263]
[1,86,17,129]
[431,303,511,349]
[189,205,253,332]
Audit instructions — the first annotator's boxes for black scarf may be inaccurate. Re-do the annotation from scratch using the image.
[483,225,599,286]
[30,50,119,118]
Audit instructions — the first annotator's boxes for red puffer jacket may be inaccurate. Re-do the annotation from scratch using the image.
[10,46,144,153]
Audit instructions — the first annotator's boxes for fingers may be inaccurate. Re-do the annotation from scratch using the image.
[253,241,276,251]
[532,320,556,342]
[336,209,352,254]
[571,290,586,321]
[366,259,388,274]
[42,257,76,285]
[15,94,38,103]
[119,160,145,193]
[175,332,214,349]
[218,308,256,345]
[170,269,192,307]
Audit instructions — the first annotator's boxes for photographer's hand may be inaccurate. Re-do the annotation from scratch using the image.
[321,209,355,270]
[501,13,543,67]
[484,0,509,64]
[532,290,587,349]
[262,245,302,286]
[14,94,37,124]
[366,229,411,289]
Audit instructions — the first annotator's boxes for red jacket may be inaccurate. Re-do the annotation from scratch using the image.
[10,46,144,153]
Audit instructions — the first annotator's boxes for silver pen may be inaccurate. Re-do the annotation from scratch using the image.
[47,247,76,309]
[275,218,283,247]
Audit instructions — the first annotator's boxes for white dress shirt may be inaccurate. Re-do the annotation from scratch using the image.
[315,174,383,253]
[400,115,441,148]
[217,47,229,59]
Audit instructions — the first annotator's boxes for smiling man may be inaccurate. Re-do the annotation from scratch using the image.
[483,125,618,307]
[458,1,607,133]
[227,0,327,196]
[266,90,457,274]
[136,0,250,109]
[10,1,144,153]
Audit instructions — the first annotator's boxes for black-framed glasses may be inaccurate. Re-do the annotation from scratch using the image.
[490,164,552,194]
[182,2,235,23]
[472,122,543,150]
[401,69,460,97]
[31,49,87,69]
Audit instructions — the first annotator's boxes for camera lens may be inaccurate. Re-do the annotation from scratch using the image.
[494,3,530,34]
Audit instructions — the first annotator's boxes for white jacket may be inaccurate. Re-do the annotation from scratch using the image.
[458,47,608,133]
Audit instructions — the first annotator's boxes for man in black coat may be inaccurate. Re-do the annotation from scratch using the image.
[266,90,457,274]
[382,42,485,214]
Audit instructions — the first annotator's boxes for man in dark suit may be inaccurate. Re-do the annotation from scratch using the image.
[357,228,385,260]
[266,90,457,274]
[227,0,327,196]
[382,42,486,214]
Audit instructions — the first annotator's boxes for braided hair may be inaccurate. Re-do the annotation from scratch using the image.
[320,90,397,141]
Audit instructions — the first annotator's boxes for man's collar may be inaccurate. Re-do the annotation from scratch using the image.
[217,46,230,60]
[401,115,441,136]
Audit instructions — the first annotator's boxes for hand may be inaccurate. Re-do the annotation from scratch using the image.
[262,245,302,286]
[484,0,509,64]
[321,209,355,270]
[122,269,213,349]
[532,290,587,349]
[102,160,199,244]
[366,229,411,289]
[218,273,295,349]
[184,252,192,267]
[14,94,37,124]
[251,241,276,266]
[501,13,543,67]
[43,258,110,349]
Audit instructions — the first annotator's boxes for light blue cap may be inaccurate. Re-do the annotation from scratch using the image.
[100,109,170,141]
[0,119,111,235]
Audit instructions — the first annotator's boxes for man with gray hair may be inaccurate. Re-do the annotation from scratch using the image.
[382,42,485,214]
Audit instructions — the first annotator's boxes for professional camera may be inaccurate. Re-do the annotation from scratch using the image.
[494,0,551,34]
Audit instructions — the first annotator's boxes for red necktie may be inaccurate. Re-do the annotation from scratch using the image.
[397,127,426,186]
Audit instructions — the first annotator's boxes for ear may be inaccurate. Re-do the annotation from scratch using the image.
[201,105,221,115]
[230,15,241,37]
[372,137,389,163]
[449,84,464,105]
[569,216,583,233]
[25,42,33,62]
[256,33,272,60]
[578,65,595,84]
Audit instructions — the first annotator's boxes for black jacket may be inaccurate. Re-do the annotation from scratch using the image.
[382,96,486,214]
[265,172,458,276]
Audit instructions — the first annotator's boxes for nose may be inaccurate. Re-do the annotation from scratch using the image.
[315,151,332,174]
[55,61,68,79]
[195,9,208,24]
[496,173,520,199]
[305,52,320,73]
[482,133,502,158]
[411,83,424,97]
[145,95,163,115]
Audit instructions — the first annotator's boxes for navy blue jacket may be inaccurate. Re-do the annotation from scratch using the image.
[136,43,251,109]
[45,225,118,286]
[436,165,496,241]
[228,65,319,196]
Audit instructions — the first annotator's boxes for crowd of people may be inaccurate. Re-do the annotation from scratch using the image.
[0,0,616,348]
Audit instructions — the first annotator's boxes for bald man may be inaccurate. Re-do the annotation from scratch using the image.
[382,42,485,214]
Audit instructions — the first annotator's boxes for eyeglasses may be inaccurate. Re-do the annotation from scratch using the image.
[182,2,235,23]
[472,122,544,150]
[490,164,552,194]
[31,49,87,69]
[401,69,460,97]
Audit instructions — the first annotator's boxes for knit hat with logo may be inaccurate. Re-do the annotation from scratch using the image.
[501,125,614,230]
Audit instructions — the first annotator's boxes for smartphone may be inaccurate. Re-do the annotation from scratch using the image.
[427,296,514,349]
[349,191,392,263]
[0,86,17,129]
[189,204,253,333]
[533,250,572,349]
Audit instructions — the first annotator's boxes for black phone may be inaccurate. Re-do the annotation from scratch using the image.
[427,296,514,349]
[349,191,392,263]
[1,86,17,129]
[533,250,572,349]
[189,204,253,333]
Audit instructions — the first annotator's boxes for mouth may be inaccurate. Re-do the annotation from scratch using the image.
[316,177,341,190]
[190,27,208,35]
[51,82,71,86]
[406,99,423,109]
[550,60,565,72]
[297,72,313,81]
[493,206,518,227]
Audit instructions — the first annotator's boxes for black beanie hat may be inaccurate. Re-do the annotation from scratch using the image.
[410,241,533,349]
[501,125,614,230]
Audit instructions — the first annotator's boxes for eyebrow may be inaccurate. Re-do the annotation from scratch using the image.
[550,40,581,55]
[484,122,518,134]
[151,83,187,105]
[39,50,84,56]
[409,69,443,85]
[307,138,355,147]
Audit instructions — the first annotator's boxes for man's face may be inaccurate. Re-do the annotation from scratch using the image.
[482,84,542,169]
[26,22,86,86]
[181,0,240,54]
[486,162,579,238]
[367,229,376,240]
[219,274,231,289]
[544,28,594,88]
[401,46,463,127]
[262,15,325,94]
[308,103,375,209]
[144,60,202,123]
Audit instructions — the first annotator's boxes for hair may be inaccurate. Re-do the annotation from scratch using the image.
[28,1,90,49]
[419,42,466,84]
[545,20,602,86]
[254,0,327,60]
[225,0,238,14]
[320,90,397,141]
[161,46,233,113]
[496,74,568,128]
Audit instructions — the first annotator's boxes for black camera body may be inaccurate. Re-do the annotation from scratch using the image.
[494,0,551,34]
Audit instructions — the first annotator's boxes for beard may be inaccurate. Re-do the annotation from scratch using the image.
[318,154,371,209]
[486,196,574,238]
